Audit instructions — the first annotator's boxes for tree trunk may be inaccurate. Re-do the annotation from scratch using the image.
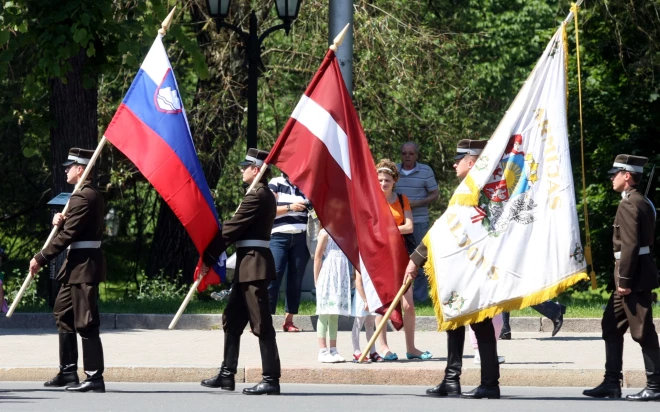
[49,48,99,195]
[48,48,99,294]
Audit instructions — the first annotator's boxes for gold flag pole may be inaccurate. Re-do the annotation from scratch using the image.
[6,7,178,318]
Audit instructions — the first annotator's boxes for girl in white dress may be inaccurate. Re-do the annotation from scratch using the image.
[314,228,352,363]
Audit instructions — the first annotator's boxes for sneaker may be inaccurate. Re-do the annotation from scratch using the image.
[498,356,506,364]
[352,353,372,363]
[329,349,346,363]
[319,352,336,363]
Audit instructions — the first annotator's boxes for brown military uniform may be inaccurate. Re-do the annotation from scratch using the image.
[584,153,660,401]
[601,187,659,382]
[34,179,106,381]
[203,180,280,380]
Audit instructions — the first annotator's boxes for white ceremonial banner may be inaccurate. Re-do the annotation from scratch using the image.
[424,25,588,330]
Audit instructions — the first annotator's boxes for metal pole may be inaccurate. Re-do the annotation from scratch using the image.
[246,11,260,150]
[328,0,354,95]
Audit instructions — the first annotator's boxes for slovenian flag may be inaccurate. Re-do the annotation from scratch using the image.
[104,35,226,290]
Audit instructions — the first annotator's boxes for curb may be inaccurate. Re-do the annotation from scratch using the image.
[0,366,648,388]
[4,313,646,332]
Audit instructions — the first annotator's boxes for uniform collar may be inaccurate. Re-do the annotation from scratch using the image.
[621,187,638,200]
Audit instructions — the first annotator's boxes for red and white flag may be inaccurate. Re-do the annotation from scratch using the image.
[265,50,407,329]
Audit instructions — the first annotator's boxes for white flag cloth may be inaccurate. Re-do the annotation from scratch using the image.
[424,24,588,331]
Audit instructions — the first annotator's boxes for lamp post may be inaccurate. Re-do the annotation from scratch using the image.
[206,0,302,150]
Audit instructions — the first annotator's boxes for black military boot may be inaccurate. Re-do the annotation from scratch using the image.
[66,333,105,393]
[201,333,240,390]
[243,339,280,395]
[201,366,235,390]
[584,341,622,399]
[462,338,500,399]
[427,326,464,396]
[627,346,660,401]
[44,333,80,388]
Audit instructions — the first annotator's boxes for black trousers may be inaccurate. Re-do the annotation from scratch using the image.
[53,282,104,378]
[471,318,500,387]
[602,290,660,382]
[222,280,280,379]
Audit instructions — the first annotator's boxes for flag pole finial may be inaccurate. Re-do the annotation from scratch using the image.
[329,23,350,52]
[159,7,177,36]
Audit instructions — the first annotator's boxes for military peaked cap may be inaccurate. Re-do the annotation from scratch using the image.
[455,139,488,160]
[239,148,270,167]
[62,148,94,167]
[608,154,648,175]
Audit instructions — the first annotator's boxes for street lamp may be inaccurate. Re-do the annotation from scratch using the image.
[206,0,302,150]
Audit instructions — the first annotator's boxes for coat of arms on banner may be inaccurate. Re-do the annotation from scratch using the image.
[471,134,539,236]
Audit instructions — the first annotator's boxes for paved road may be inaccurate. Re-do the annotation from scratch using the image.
[1,383,657,412]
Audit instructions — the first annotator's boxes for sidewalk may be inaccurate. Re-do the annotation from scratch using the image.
[0,328,651,388]
[5,313,652,332]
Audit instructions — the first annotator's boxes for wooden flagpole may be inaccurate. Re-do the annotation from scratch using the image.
[6,7,177,318]
[357,278,411,363]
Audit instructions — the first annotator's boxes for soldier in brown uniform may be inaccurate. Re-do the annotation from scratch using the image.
[584,155,660,401]
[199,148,281,395]
[28,148,107,393]
[405,139,501,400]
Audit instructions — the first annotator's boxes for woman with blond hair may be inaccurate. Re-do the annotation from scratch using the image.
[372,159,431,361]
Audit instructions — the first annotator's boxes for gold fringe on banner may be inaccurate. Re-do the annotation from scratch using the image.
[427,269,588,331]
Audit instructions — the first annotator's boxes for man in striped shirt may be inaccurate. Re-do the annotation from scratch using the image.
[268,173,310,332]
[396,141,439,302]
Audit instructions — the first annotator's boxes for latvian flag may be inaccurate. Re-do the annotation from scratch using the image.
[266,49,407,329]
[104,35,226,291]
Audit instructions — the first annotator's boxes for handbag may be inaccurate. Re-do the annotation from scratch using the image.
[397,194,417,254]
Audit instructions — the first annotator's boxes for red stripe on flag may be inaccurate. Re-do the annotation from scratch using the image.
[105,104,218,254]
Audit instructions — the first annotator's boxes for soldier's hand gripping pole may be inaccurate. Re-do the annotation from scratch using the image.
[6,136,108,317]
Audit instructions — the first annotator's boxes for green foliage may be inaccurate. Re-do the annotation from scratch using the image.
[4,269,47,307]
[1,0,659,300]
[126,272,189,301]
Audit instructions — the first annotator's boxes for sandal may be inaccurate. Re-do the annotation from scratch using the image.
[406,351,433,360]
[382,352,399,361]
[369,352,384,363]
[352,353,372,363]
[282,322,301,332]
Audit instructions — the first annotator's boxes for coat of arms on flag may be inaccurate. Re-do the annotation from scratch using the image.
[424,22,589,330]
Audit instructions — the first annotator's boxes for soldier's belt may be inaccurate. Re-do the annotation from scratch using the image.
[68,241,102,250]
[235,240,270,248]
[614,246,650,260]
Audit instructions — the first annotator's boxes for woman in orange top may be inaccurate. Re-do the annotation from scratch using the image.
[374,159,432,361]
